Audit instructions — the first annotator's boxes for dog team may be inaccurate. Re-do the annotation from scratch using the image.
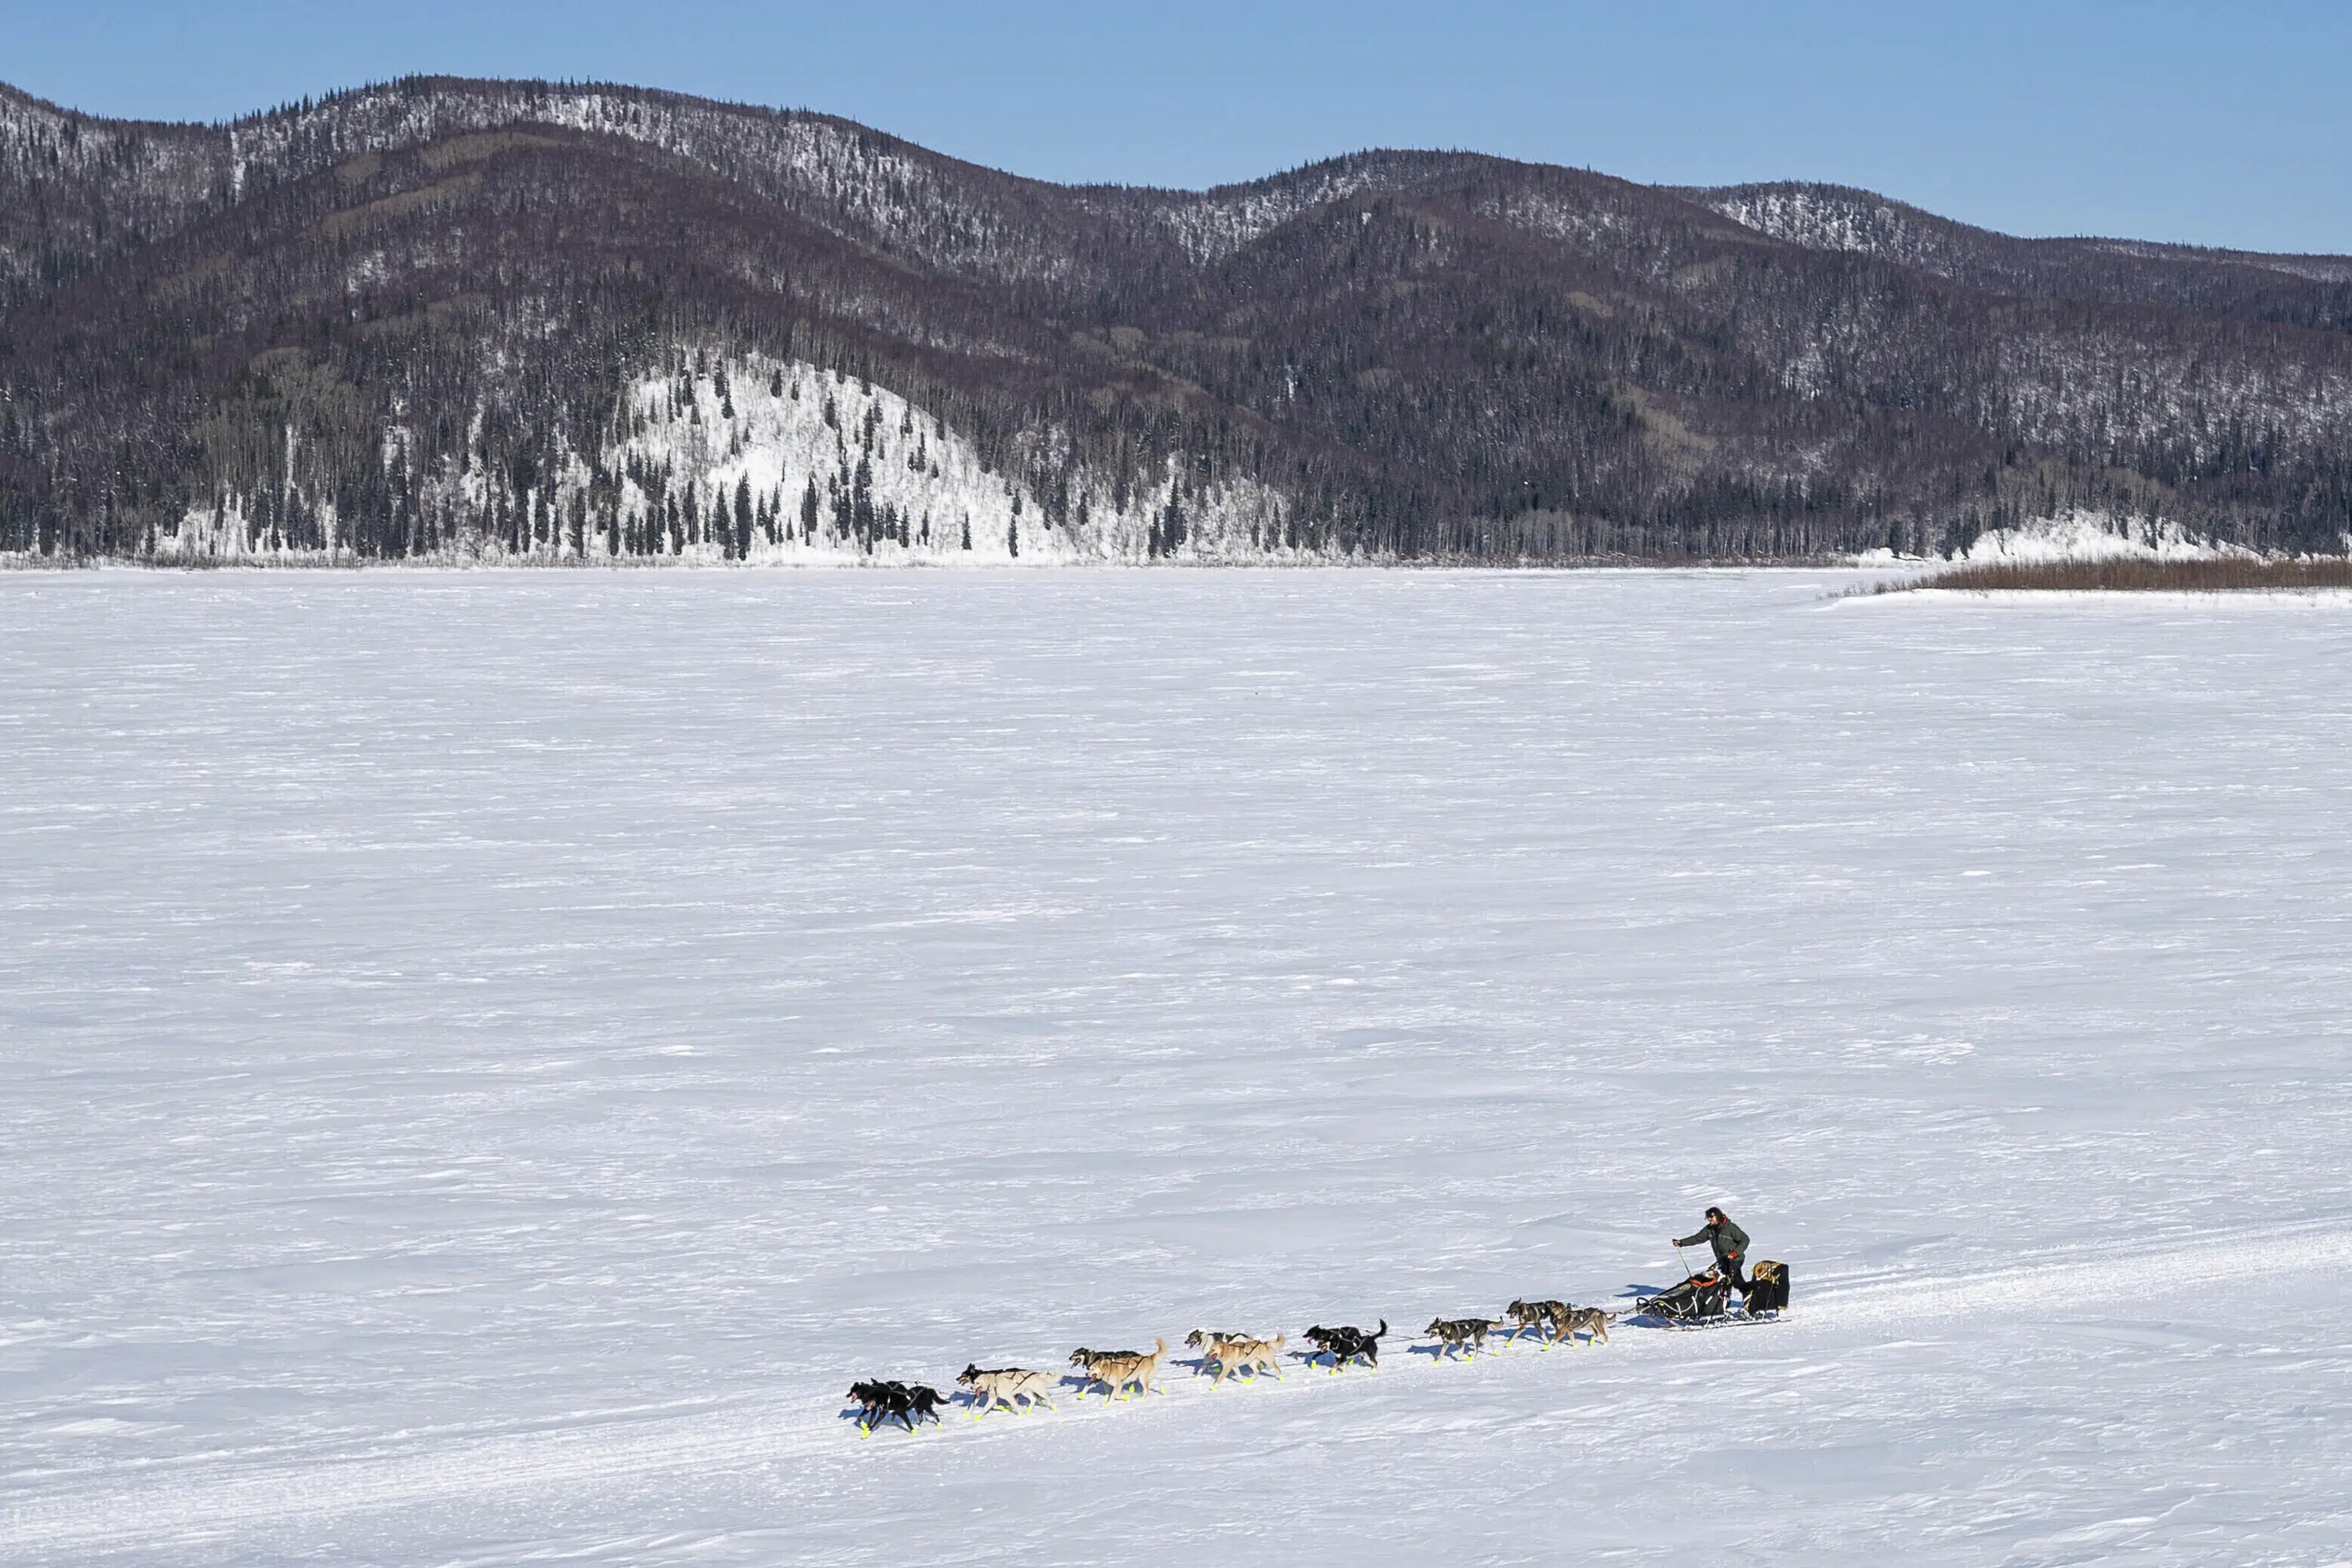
[846,1210,1769,1435]
[847,1299,1613,1436]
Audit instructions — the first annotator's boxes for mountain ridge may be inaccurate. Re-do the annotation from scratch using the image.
[4,76,2348,563]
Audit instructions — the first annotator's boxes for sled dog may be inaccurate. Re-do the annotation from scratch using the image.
[1425,1316,1501,1358]
[1505,1298,1573,1345]
[1554,1306,1613,1345]
[1069,1338,1167,1399]
[1190,1331,1285,1384]
[1302,1319,1387,1370]
[848,1380,946,1434]
[1185,1329,1257,1360]
[956,1364,1057,1414]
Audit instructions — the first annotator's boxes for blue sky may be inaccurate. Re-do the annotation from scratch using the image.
[9,2,2348,252]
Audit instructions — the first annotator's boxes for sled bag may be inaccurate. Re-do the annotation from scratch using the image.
[1747,1260,1790,1312]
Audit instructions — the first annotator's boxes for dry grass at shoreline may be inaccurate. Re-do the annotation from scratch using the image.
[1886,557,2352,593]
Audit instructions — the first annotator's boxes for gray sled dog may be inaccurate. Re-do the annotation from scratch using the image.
[1553,1305,1613,1345]
[1504,1298,1573,1345]
[1425,1316,1503,1359]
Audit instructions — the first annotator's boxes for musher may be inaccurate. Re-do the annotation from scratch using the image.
[1673,1207,1750,1294]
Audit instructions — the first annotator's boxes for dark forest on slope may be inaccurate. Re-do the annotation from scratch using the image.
[2,76,2349,563]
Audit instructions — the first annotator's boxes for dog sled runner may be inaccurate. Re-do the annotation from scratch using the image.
[1633,1261,1789,1327]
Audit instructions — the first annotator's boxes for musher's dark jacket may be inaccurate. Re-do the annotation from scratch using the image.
[1675,1217,1750,1268]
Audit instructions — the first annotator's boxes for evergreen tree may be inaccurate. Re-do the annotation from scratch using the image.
[851,455,874,545]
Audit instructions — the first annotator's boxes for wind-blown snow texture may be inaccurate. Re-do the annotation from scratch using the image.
[4,571,2350,1564]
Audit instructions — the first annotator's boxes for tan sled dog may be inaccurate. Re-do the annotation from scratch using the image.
[1069,1338,1167,1399]
[956,1364,1058,1416]
[1190,1331,1285,1385]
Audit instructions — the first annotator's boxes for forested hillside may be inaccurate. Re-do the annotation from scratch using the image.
[3,77,2348,563]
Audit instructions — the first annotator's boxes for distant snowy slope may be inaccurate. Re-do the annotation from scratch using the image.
[1951,510,2248,564]
[593,354,1290,564]
[161,351,1294,564]
[1695,178,2352,303]
[1696,183,1968,270]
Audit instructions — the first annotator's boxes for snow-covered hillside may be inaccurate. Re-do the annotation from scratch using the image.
[1952,508,2249,563]
[159,351,1294,565]
[1849,507,2269,567]
[305,90,1051,275]
[1872,505,2352,566]
[5,570,2350,1563]
[1697,183,1961,269]
[597,354,1288,565]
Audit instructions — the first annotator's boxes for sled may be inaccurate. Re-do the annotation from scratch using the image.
[1637,1271,1732,1323]
[1634,1261,1789,1327]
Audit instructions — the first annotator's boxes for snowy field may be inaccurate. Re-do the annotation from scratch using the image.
[4,568,2351,1565]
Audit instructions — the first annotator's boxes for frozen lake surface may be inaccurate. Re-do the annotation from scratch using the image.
[3,569,2350,1564]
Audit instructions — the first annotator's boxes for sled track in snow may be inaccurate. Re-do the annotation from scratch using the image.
[5,1217,2347,1558]
[1792,1217,2352,1333]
